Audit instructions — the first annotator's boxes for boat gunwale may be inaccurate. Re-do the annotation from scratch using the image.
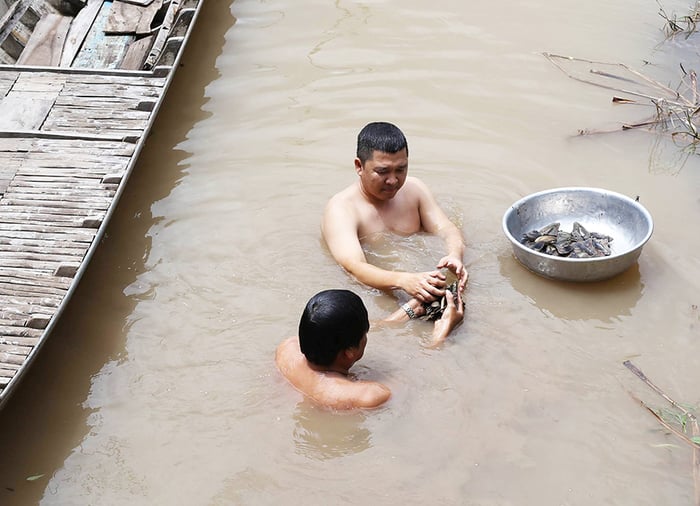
[0,0,206,410]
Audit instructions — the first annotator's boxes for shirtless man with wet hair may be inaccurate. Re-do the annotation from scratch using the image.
[276,288,463,410]
[322,122,468,309]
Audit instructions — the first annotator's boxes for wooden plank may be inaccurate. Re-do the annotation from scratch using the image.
[105,0,161,35]
[11,72,67,92]
[33,139,136,155]
[0,352,25,365]
[0,203,106,216]
[144,0,179,69]
[0,342,32,356]
[71,0,133,69]
[1,187,112,205]
[0,73,17,96]
[44,107,150,121]
[64,72,165,86]
[0,219,106,233]
[0,92,55,130]
[0,242,87,256]
[0,258,67,271]
[0,318,34,329]
[116,0,154,7]
[7,185,116,197]
[16,13,72,66]
[0,227,96,242]
[0,279,72,296]
[9,176,118,186]
[0,215,94,227]
[60,0,104,67]
[0,267,74,286]
[9,144,132,157]
[0,216,103,229]
[0,49,15,64]
[0,275,73,291]
[0,293,64,308]
[120,34,152,69]
[15,159,121,171]
[171,7,194,38]
[54,96,152,109]
[0,0,32,48]
[10,177,119,189]
[0,247,88,262]
[61,81,161,97]
[2,332,42,344]
[43,116,148,130]
[3,184,117,198]
[14,169,118,180]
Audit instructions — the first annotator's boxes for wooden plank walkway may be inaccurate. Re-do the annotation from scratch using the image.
[0,0,203,406]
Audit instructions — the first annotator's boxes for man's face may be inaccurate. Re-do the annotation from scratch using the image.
[355,149,408,201]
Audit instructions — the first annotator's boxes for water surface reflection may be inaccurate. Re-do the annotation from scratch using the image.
[499,253,644,322]
[292,400,372,460]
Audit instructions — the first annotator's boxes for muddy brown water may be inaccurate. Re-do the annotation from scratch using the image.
[1,0,700,504]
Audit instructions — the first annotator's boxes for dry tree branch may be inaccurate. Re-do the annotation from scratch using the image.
[624,360,700,506]
[542,53,690,107]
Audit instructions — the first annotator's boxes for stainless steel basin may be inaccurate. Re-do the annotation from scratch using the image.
[502,187,654,282]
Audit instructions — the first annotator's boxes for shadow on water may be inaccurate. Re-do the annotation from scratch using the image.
[499,252,644,322]
[292,399,372,460]
[0,1,235,503]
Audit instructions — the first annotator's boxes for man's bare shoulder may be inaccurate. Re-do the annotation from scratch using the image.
[322,184,362,238]
[275,337,390,410]
[325,183,361,212]
[402,175,432,195]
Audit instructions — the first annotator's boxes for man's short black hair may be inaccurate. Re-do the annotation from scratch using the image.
[298,289,370,366]
[356,122,409,164]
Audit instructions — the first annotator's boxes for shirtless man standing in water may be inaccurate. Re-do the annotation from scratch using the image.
[276,289,463,409]
[321,122,468,308]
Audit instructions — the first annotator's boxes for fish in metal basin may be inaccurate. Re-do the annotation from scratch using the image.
[521,222,613,258]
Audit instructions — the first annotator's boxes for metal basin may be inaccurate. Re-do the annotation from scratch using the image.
[502,187,653,282]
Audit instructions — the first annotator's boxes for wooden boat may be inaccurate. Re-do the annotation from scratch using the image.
[0,0,203,408]
[0,0,195,69]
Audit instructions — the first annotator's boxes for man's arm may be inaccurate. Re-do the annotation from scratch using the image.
[347,382,392,409]
[428,289,464,347]
[380,289,464,346]
[322,197,446,301]
[413,178,468,291]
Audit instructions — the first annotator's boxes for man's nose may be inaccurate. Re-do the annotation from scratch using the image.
[386,174,398,185]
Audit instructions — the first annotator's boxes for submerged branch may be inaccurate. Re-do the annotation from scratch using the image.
[624,360,700,506]
[544,52,700,149]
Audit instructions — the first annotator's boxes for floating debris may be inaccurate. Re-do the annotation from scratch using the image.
[521,222,613,258]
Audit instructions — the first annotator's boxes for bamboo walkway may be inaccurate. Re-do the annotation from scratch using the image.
[0,0,202,406]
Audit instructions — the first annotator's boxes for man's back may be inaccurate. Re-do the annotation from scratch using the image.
[275,337,391,410]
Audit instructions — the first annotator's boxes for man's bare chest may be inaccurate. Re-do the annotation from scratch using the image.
[356,201,422,237]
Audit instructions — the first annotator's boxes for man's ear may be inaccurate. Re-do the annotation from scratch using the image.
[354,158,363,175]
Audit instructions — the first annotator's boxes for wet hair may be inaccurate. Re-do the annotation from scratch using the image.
[356,122,409,164]
[298,289,370,366]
